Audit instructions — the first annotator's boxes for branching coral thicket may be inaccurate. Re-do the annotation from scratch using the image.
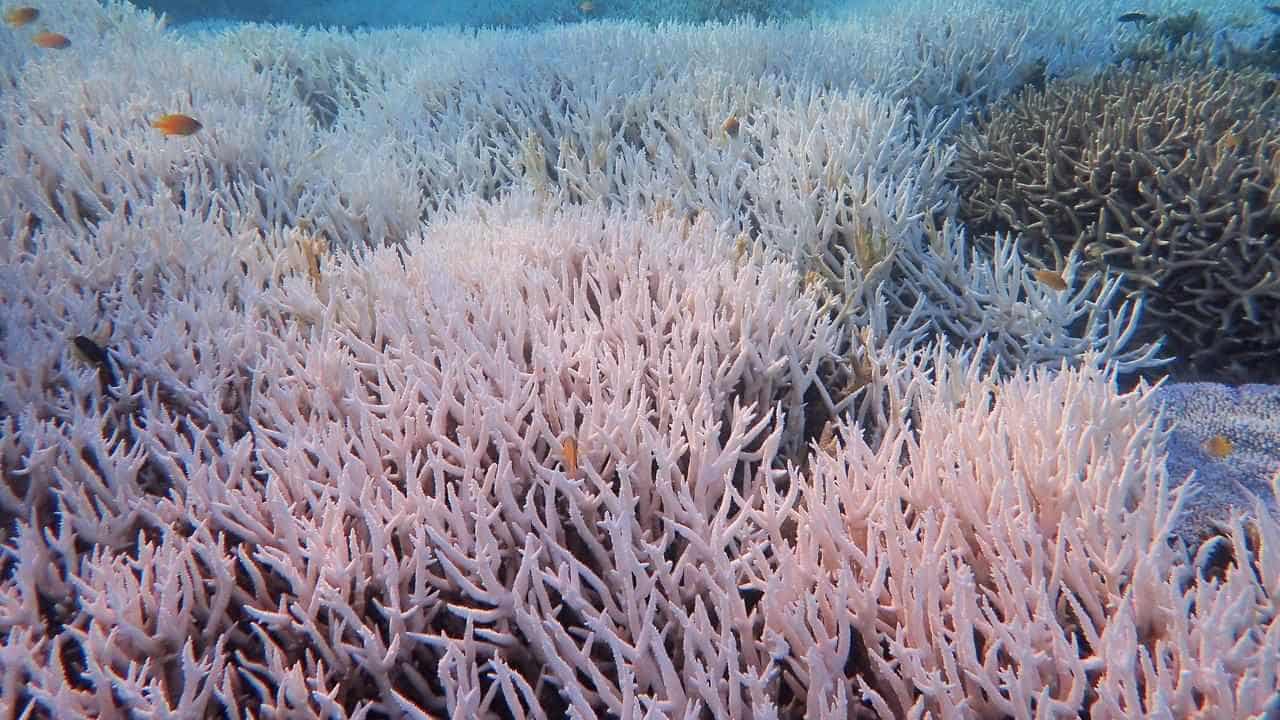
[887,220,1162,374]
[954,63,1280,381]
[4,194,1277,717]
[760,352,1280,718]
[0,7,320,239]
[1,1,1276,717]
[0,0,1159,377]
[142,0,823,30]
[0,196,843,716]
[4,199,1276,716]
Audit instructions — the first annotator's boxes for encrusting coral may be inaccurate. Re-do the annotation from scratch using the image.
[953,62,1280,381]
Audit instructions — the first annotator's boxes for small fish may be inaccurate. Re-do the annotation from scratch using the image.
[1117,11,1153,23]
[1204,434,1234,459]
[72,335,109,366]
[803,269,824,293]
[1265,4,1280,17]
[32,30,69,49]
[3,6,38,27]
[578,0,594,13]
[71,335,119,395]
[734,232,750,263]
[151,113,203,136]
[1222,131,1241,152]
[721,114,740,137]
[561,436,579,480]
[1033,269,1068,291]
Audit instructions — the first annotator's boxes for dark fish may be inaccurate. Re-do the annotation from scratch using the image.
[72,335,119,395]
[72,335,109,365]
[1117,11,1153,23]
[1266,4,1280,16]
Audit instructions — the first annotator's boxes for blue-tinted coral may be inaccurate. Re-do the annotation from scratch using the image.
[1153,382,1280,544]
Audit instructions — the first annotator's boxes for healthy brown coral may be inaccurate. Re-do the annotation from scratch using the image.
[953,63,1280,381]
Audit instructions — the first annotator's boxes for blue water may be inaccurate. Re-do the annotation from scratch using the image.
[130,0,847,29]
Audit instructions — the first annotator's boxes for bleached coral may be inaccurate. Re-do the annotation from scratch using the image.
[755,350,1280,718]
[0,1,1272,716]
[889,220,1165,374]
[4,201,1275,715]
[0,0,1164,378]
[0,196,842,716]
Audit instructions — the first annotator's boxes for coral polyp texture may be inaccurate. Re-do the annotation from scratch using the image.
[954,63,1280,382]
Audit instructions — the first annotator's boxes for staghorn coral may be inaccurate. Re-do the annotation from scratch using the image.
[0,195,843,716]
[954,63,1280,381]
[0,0,1160,381]
[0,2,1274,715]
[136,0,823,30]
[758,350,1280,718]
[4,205,1278,716]
[884,218,1163,375]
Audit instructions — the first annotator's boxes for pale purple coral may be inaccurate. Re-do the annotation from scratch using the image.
[1153,382,1280,543]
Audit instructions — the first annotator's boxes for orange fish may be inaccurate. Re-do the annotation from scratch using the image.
[1033,269,1068,291]
[151,113,203,136]
[32,30,68,49]
[4,6,38,27]
[1204,434,1234,459]
[721,114,740,137]
[561,436,579,480]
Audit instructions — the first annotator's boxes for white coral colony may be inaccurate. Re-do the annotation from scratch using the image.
[0,0,1276,717]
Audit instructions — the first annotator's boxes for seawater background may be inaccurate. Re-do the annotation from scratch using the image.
[126,0,860,30]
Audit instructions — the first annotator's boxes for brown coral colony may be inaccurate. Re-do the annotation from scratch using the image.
[954,62,1280,381]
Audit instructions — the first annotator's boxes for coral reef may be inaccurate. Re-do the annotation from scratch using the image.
[0,197,842,715]
[1154,382,1280,544]
[1,0,1277,716]
[4,202,1277,714]
[4,189,1277,715]
[766,352,1280,718]
[0,0,1158,377]
[954,63,1280,381]
[131,0,822,30]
